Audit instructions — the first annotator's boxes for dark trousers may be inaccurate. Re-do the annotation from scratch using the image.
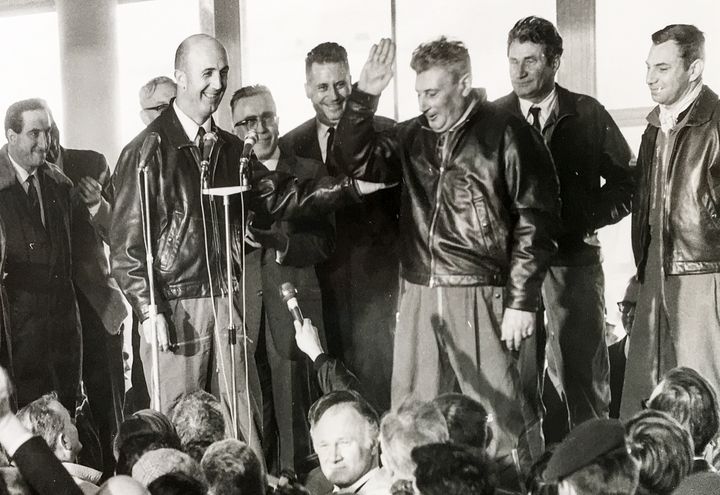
[543,263,610,430]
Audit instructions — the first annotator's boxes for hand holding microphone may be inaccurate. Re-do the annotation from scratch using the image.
[280,282,324,361]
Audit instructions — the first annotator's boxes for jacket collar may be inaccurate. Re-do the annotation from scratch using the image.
[646,85,718,129]
[151,98,226,150]
[0,144,71,192]
[499,83,577,120]
[418,87,487,131]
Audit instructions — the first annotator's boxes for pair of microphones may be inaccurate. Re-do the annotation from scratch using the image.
[137,130,258,171]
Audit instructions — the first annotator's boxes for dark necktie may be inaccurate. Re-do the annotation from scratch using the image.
[196,126,206,156]
[529,106,542,132]
[325,127,335,172]
[26,174,42,226]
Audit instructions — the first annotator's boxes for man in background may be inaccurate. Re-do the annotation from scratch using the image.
[138,76,177,126]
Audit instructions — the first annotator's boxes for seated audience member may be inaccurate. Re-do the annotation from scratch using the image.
[17,393,102,493]
[97,475,150,495]
[672,472,720,494]
[293,319,362,394]
[647,366,720,473]
[114,410,181,476]
[625,409,694,495]
[411,443,495,495]
[379,400,449,485]
[609,276,639,419]
[307,390,392,494]
[201,439,265,495]
[170,391,228,464]
[543,418,640,495]
[147,472,206,495]
[432,393,491,451]
[131,448,205,487]
[0,367,82,495]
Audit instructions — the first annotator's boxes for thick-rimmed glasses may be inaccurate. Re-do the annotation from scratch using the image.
[234,112,278,132]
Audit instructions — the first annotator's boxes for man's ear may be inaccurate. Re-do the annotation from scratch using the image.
[6,129,16,144]
[688,58,705,83]
[174,69,186,91]
[459,72,472,97]
[304,82,313,100]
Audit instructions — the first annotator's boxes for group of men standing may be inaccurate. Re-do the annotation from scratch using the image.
[0,12,718,488]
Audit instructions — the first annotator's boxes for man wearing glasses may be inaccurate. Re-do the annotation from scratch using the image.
[230,85,334,474]
[138,76,177,126]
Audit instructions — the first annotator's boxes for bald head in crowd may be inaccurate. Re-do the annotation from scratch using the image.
[174,34,229,125]
[139,76,176,125]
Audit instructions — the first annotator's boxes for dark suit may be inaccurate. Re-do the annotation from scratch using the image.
[608,336,627,419]
[279,117,400,412]
[57,147,127,477]
[247,150,333,473]
[0,146,80,412]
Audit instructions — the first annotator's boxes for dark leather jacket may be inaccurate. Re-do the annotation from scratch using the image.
[633,85,720,279]
[335,87,560,312]
[110,105,360,321]
[495,85,634,265]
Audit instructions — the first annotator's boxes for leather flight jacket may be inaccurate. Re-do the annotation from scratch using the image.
[110,104,361,321]
[335,87,560,312]
[633,85,720,279]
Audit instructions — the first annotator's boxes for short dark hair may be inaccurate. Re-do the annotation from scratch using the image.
[412,443,495,495]
[410,37,471,81]
[308,390,379,433]
[564,448,640,495]
[5,98,48,134]
[17,392,64,450]
[507,16,564,62]
[201,439,265,495]
[432,393,489,450]
[170,390,228,464]
[229,85,274,113]
[648,366,720,455]
[147,472,206,495]
[114,409,181,476]
[625,409,694,495]
[305,42,349,76]
[652,24,705,69]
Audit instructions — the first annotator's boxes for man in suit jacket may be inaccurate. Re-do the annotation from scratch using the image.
[231,85,334,474]
[279,42,400,413]
[0,99,80,414]
[46,116,128,477]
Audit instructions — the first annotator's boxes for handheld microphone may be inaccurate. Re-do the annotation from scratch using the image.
[280,282,304,324]
[241,130,258,159]
[138,132,161,171]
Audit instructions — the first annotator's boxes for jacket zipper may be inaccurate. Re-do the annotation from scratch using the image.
[428,131,451,287]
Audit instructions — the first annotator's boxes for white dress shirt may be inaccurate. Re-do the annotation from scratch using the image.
[9,151,45,226]
[316,120,333,163]
[519,87,558,131]
[173,100,212,141]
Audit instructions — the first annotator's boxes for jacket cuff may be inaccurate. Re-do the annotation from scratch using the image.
[504,291,542,313]
[313,353,331,371]
[350,85,381,112]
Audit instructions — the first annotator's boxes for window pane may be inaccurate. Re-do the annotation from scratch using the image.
[0,12,62,128]
[597,0,720,109]
[116,0,199,146]
[395,0,556,120]
[241,0,393,132]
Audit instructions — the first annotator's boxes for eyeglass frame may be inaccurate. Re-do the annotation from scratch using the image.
[233,111,279,132]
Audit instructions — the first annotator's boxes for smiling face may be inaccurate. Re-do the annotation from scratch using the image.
[231,93,279,160]
[305,62,351,126]
[508,40,558,103]
[311,404,377,488]
[415,66,471,133]
[646,40,702,106]
[7,109,51,172]
[175,37,229,124]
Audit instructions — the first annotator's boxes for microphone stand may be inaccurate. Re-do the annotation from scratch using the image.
[202,166,251,441]
[138,160,162,412]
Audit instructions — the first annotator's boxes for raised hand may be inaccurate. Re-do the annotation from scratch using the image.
[358,38,396,96]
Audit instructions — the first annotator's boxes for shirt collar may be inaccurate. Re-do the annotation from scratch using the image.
[173,100,212,142]
[658,81,703,133]
[316,119,333,139]
[518,87,558,122]
[7,150,38,184]
[261,146,281,171]
[334,467,378,493]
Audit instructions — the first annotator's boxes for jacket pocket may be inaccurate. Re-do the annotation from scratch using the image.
[472,194,503,256]
[702,191,720,229]
[157,210,185,272]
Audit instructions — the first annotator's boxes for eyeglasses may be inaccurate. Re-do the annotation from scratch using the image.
[233,112,278,131]
[143,103,170,113]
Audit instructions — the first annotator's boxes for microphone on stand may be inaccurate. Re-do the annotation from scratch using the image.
[200,131,218,189]
[239,130,258,187]
[138,132,161,171]
[280,282,304,324]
